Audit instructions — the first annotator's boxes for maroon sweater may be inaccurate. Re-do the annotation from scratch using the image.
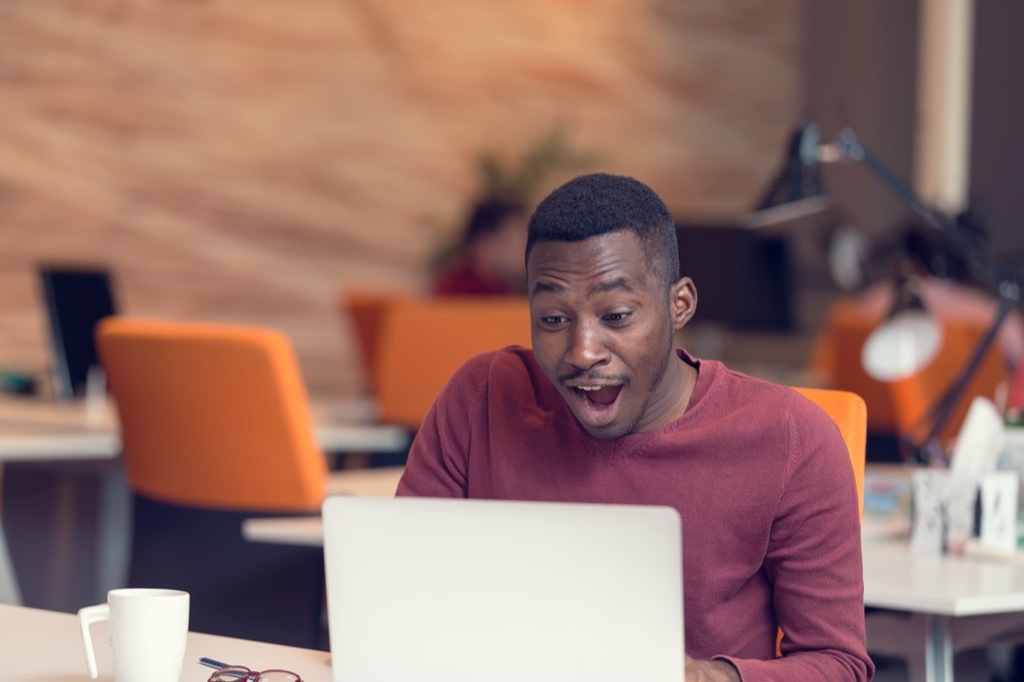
[397,347,873,681]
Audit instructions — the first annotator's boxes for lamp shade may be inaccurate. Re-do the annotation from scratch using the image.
[861,309,943,381]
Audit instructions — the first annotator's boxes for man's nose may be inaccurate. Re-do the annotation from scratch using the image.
[565,320,610,370]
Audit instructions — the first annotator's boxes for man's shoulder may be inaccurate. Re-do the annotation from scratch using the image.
[457,344,537,377]
[446,345,543,398]
[438,346,558,423]
[694,358,836,432]
[700,357,803,405]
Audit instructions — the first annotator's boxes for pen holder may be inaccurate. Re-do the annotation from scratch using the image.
[910,469,1019,555]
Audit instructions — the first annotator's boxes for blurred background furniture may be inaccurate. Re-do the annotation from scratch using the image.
[96,317,351,648]
[675,221,796,333]
[366,296,533,431]
[811,301,1011,460]
[0,398,120,606]
[792,386,867,515]
[863,538,1024,682]
[339,289,419,398]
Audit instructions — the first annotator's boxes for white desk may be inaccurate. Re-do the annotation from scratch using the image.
[243,467,404,545]
[0,603,332,682]
[863,539,1024,682]
[243,515,328,547]
[0,396,410,460]
[0,396,410,607]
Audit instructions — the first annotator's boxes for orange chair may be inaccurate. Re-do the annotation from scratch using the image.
[96,317,331,648]
[812,298,1008,449]
[778,387,867,657]
[339,288,420,395]
[97,317,328,513]
[792,386,867,518]
[374,297,533,430]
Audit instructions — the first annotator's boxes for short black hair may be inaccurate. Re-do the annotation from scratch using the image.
[526,173,680,288]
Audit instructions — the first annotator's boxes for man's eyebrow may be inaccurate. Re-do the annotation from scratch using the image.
[531,277,637,297]
[531,280,565,296]
[588,277,636,295]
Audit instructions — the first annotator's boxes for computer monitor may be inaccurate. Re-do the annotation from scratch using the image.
[38,264,118,401]
[675,221,794,332]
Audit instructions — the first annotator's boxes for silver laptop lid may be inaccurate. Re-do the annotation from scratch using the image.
[322,495,684,682]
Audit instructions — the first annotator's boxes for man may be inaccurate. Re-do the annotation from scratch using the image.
[398,173,873,681]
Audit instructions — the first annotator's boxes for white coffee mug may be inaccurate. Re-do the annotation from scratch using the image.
[79,587,190,682]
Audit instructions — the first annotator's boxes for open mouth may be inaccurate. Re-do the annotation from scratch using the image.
[569,384,624,426]
[573,385,622,405]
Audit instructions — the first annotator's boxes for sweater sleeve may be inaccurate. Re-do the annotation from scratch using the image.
[721,393,873,682]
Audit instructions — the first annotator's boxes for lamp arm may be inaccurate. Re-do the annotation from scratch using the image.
[917,285,1020,461]
[825,128,998,291]
[821,125,1024,464]
[831,129,955,237]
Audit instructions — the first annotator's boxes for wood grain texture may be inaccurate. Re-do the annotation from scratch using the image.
[0,0,799,394]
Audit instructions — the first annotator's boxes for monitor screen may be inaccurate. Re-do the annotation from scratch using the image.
[38,265,117,400]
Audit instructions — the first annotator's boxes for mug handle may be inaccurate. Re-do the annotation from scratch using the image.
[78,603,110,679]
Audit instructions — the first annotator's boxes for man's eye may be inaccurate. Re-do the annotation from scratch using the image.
[539,316,566,326]
[604,312,632,324]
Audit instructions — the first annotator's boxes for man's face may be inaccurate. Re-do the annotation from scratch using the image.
[527,231,695,439]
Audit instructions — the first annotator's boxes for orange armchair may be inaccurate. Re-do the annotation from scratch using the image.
[373,296,533,430]
[792,386,867,518]
[96,317,330,648]
[97,317,327,513]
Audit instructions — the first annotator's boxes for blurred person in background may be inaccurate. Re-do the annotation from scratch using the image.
[433,197,529,296]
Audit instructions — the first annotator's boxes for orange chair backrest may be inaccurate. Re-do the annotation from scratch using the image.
[96,317,327,513]
[340,289,420,394]
[812,300,1006,446]
[792,386,867,518]
[374,297,533,429]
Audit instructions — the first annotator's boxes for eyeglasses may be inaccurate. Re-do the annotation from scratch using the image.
[200,657,303,682]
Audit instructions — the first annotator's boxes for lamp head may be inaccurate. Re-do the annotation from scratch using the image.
[861,308,943,381]
[861,264,943,381]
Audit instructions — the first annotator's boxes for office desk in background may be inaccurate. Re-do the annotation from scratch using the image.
[0,603,333,682]
[242,466,404,545]
[864,539,1024,682]
[0,395,411,608]
[860,462,1024,682]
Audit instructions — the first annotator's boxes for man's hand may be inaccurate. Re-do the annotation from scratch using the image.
[685,655,741,682]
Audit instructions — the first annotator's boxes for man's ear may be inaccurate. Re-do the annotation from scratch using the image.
[669,277,698,330]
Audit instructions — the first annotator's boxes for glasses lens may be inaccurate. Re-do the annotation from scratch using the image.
[210,667,252,681]
[258,672,301,682]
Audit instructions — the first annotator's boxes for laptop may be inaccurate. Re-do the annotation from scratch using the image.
[321,495,684,682]
[38,264,117,400]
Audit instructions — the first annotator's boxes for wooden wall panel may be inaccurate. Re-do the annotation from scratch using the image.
[0,0,800,395]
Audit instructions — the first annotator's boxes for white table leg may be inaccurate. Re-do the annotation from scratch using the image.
[95,462,131,601]
[924,613,954,682]
[0,523,23,605]
[866,610,930,681]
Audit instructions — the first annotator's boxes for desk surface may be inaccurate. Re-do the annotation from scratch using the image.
[0,604,332,682]
[244,467,404,545]
[0,395,409,461]
[863,538,1024,617]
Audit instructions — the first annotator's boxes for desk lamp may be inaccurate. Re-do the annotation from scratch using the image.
[859,258,943,383]
[800,125,1021,465]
